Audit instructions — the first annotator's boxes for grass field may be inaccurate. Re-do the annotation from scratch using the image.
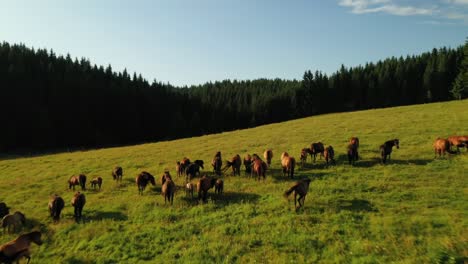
[1,100,467,263]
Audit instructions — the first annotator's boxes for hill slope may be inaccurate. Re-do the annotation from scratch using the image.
[0,100,467,263]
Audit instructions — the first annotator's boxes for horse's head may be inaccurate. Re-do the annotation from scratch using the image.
[149,175,156,186]
[28,231,43,245]
[194,160,204,169]
[394,139,400,149]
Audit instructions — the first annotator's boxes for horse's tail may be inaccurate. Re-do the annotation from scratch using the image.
[284,185,296,198]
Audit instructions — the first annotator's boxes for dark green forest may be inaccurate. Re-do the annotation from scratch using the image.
[0,40,466,153]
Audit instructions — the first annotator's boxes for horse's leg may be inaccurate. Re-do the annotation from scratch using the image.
[294,192,297,208]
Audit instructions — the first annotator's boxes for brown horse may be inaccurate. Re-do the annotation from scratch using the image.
[68,176,80,190]
[243,154,252,175]
[2,212,26,233]
[112,166,123,182]
[185,182,194,198]
[347,143,358,165]
[160,171,172,186]
[300,148,308,167]
[90,177,103,190]
[324,145,335,165]
[177,158,191,177]
[0,203,10,219]
[161,178,175,205]
[281,152,296,178]
[284,178,312,210]
[136,171,156,195]
[0,231,43,264]
[48,195,65,222]
[71,192,86,222]
[251,156,267,181]
[349,137,360,160]
[380,139,399,164]
[434,138,456,158]
[263,149,273,166]
[447,135,468,153]
[197,175,217,203]
[185,163,202,181]
[309,142,325,162]
[212,152,223,176]
[214,179,224,194]
[224,154,242,176]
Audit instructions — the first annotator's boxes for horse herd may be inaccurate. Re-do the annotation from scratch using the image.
[0,135,466,263]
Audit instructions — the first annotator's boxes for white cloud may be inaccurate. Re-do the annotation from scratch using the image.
[339,0,435,16]
[446,0,468,5]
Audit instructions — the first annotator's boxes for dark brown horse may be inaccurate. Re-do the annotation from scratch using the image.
[0,231,43,264]
[161,178,175,205]
[185,163,201,181]
[263,149,273,167]
[281,152,296,178]
[48,194,65,222]
[2,212,26,233]
[197,175,217,203]
[224,154,242,176]
[434,138,456,158]
[71,192,86,222]
[309,142,325,162]
[349,137,360,160]
[178,157,191,177]
[243,154,252,175]
[160,171,172,186]
[214,179,224,194]
[324,145,335,165]
[380,139,399,164]
[284,178,312,210]
[300,148,308,167]
[347,143,358,165]
[112,166,123,182]
[90,177,103,190]
[252,156,267,181]
[447,135,468,153]
[136,171,156,195]
[0,203,10,219]
[212,152,223,176]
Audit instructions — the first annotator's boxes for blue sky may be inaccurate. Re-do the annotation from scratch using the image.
[0,0,466,86]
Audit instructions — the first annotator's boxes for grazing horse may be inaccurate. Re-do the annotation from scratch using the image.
[380,139,399,164]
[90,177,103,190]
[2,212,26,233]
[284,178,312,210]
[161,178,175,205]
[112,166,123,182]
[347,143,358,165]
[212,152,223,176]
[243,154,252,175]
[225,155,242,176]
[197,176,217,203]
[434,138,456,158]
[281,152,296,178]
[447,135,468,153]
[324,145,335,165]
[263,149,273,167]
[349,137,360,160]
[0,231,43,264]
[309,142,325,162]
[214,179,224,194]
[68,176,80,190]
[0,203,10,219]
[71,192,86,222]
[48,195,65,222]
[252,156,267,181]
[185,182,194,198]
[135,171,156,195]
[300,148,308,167]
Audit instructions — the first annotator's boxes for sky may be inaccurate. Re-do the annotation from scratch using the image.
[0,0,466,86]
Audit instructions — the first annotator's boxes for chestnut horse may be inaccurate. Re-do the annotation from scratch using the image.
[90,177,103,190]
[347,143,358,165]
[68,176,80,190]
[48,194,65,222]
[212,152,223,176]
[251,156,267,181]
[324,145,335,165]
[263,149,273,167]
[380,139,399,164]
[0,231,43,264]
[224,154,242,176]
[300,148,308,167]
[136,171,156,195]
[447,135,468,153]
[112,166,123,182]
[349,137,360,160]
[178,158,191,177]
[243,154,252,175]
[284,178,312,210]
[161,178,175,205]
[71,192,86,222]
[197,176,217,203]
[161,171,172,186]
[310,142,325,162]
[434,138,456,158]
[2,212,26,233]
[281,152,296,178]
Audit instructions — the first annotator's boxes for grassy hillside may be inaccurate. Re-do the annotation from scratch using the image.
[0,100,467,263]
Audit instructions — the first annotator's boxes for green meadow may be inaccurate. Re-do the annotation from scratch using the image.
[1,100,467,263]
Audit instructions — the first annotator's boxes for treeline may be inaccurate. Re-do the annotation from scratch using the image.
[0,41,466,152]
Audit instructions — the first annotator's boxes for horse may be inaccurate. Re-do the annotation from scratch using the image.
[136,171,156,195]
[78,174,87,191]
[112,166,123,182]
[243,154,252,175]
[323,145,335,165]
[161,178,175,205]
[447,135,468,153]
[224,154,241,176]
[281,152,296,178]
[193,160,204,169]
[178,158,191,177]
[2,212,25,233]
[347,143,358,165]
[0,231,43,264]
[161,171,172,186]
[252,157,267,181]
[90,177,103,190]
[48,194,65,222]
[68,176,80,190]
[185,163,201,181]
[197,175,217,203]
[71,192,86,222]
[380,139,399,164]
[214,179,224,195]
[434,138,456,158]
[349,137,360,160]
[309,142,325,162]
[0,203,10,219]
[300,148,308,167]
[212,154,223,176]
[263,149,273,167]
[284,178,312,210]
[185,182,194,198]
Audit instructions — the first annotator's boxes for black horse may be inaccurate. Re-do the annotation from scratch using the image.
[380,139,399,164]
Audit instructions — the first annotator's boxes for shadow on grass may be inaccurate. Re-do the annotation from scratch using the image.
[180,191,260,206]
[335,199,378,212]
[86,210,128,221]
[335,154,432,167]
